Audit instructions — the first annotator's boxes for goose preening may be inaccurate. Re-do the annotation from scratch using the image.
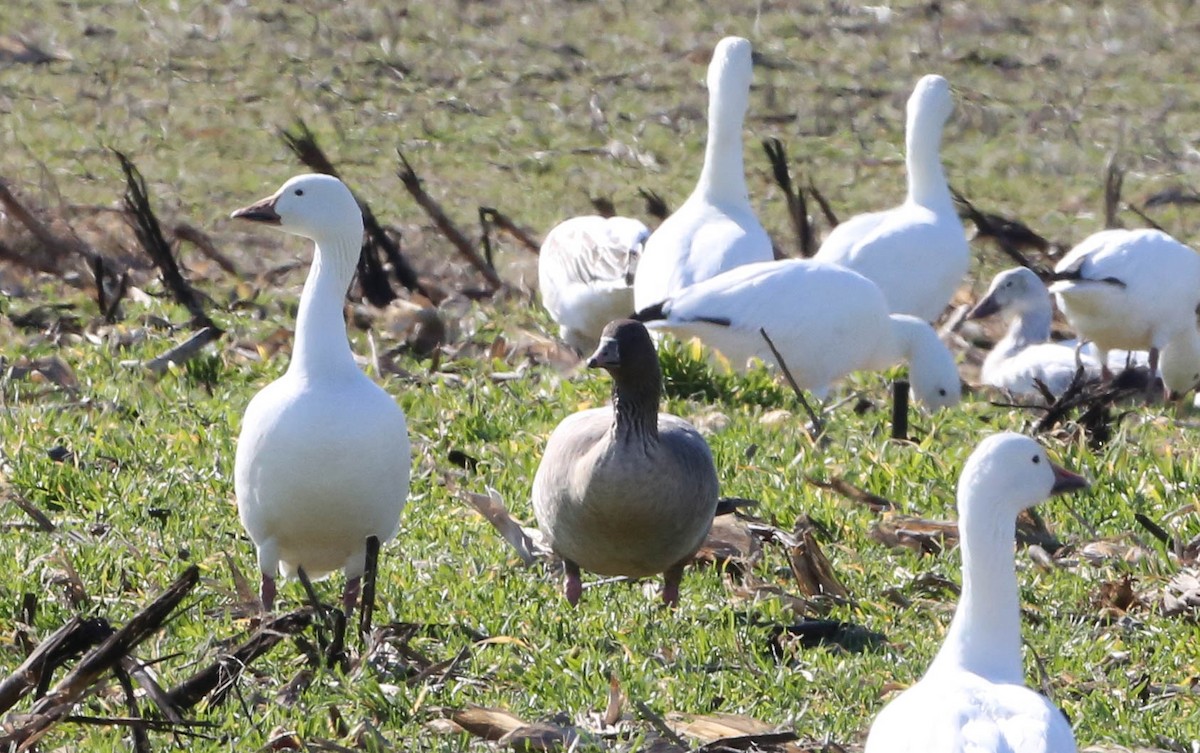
[632,36,773,312]
[634,259,961,409]
[532,319,719,606]
[538,215,650,353]
[1049,228,1200,398]
[863,432,1088,753]
[232,174,411,614]
[813,74,969,322]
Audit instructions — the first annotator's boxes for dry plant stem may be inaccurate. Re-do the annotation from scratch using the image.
[173,223,241,276]
[480,207,540,254]
[113,150,220,332]
[113,665,151,753]
[1,566,200,751]
[762,137,813,257]
[7,494,56,533]
[891,379,909,441]
[632,699,689,748]
[638,187,669,221]
[807,176,839,228]
[165,609,314,710]
[950,186,1046,274]
[120,657,184,724]
[0,617,112,713]
[1104,152,1124,229]
[396,149,504,290]
[144,326,223,375]
[757,327,824,439]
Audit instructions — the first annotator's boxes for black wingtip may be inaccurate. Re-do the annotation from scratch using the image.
[631,301,667,322]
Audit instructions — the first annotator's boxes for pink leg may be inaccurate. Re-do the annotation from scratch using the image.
[1148,347,1164,401]
[563,561,582,606]
[661,563,685,607]
[342,577,361,617]
[260,574,276,613]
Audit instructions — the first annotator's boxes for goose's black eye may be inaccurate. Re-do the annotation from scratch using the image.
[294,188,304,196]
[938,388,947,396]
[1032,455,1041,464]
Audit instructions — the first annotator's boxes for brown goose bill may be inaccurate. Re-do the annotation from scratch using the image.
[231,194,282,225]
[1050,462,1089,495]
[966,292,1001,320]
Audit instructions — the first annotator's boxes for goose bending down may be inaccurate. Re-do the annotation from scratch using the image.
[813,74,969,322]
[864,432,1087,753]
[538,215,650,353]
[232,174,411,614]
[632,36,773,311]
[532,319,719,606]
[634,259,961,409]
[1049,228,1200,398]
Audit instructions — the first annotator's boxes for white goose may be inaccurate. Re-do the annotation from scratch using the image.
[232,174,411,614]
[967,267,1102,398]
[633,259,961,409]
[532,319,719,606]
[632,36,773,311]
[538,215,649,353]
[814,74,969,322]
[1049,228,1200,398]
[864,432,1087,753]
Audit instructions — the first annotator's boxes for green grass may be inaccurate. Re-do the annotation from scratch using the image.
[2,1,1200,750]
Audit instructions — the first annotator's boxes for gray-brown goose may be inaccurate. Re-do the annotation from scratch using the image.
[532,319,719,606]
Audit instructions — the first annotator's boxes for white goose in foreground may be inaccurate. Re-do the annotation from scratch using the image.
[1049,228,1200,398]
[632,36,773,311]
[634,259,961,409]
[532,319,719,606]
[538,215,650,353]
[864,432,1087,753]
[232,174,411,614]
[813,74,969,322]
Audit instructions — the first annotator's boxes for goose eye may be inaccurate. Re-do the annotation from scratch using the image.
[294,188,304,196]
[938,388,947,396]
[1032,455,1041,464]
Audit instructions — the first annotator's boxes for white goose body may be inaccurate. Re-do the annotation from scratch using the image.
[814,74,969,322]
[1049,228,1200,394]
[635,259,961,409]
[632,37,773,311]
[538,215,649,352]
[864,433,1086,753]
[232,174,411,612]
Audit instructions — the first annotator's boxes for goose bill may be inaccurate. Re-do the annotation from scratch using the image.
[1050,462,1089,495]
[231,195,282,225]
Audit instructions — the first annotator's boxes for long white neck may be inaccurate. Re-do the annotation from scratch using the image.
[695,76,750,206]
[905,105,952,209]
[995,301,1054,360]
[289,234,361,379]
[927,498,1024,683]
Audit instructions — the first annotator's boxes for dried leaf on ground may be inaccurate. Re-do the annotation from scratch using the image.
[667,711,801,752]
[807,475,895,512]
[1161,568,1200,617]
[870,514,958,555]
[464,488,549,566]
[789,515,849,601]
[694,515,762,571]
[1091,574,1140,619]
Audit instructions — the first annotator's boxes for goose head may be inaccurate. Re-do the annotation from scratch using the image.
[231,173,364,247]
[907,74,954,133]
[606,217,651,285]
[967,267,1047,320]
[958,433,1088,517]
[588,319,660,386]
[707,37,752,123]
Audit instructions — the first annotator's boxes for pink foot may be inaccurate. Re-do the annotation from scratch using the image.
[661,564,684,607]
[260,574,277,613]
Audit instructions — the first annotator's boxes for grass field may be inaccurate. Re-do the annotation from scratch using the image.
[1,1,1199,750]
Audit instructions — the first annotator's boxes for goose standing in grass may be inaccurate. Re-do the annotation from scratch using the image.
[864,432,1087,753]
[532,319,719,606]
[813,74,969,322]
[1049,228,1200,398]
[967,266,1103,398]
[232,174,411,614]
[632,36,773,311]
[634,259,961,409]
[538,215,650,353]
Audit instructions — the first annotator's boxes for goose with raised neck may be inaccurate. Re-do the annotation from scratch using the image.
[231,173,411,615]
[538,214,650,353]
[633,258,961,409]
[632,36,773,312]
[967,266,1104,397]
[532,319,719,606]
[814,74,969,322]
[864,433,1087,753]
[1049,228,1200,399]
